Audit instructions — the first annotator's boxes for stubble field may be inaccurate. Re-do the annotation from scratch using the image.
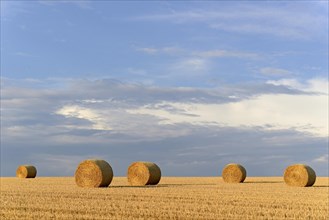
[1,177,328,219]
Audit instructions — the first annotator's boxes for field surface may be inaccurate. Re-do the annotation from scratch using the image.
[1,177,328,219]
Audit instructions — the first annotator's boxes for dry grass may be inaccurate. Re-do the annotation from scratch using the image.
[16,165,37,178]
[284,164,316,187]
[222,163,246,183]
[127,161,161,186]
[75,159,113,187]
[1,177,328,219]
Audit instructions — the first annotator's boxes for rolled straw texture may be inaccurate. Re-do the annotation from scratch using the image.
[284,164,316,187]
[222,163,246,183]
[16,165,37,178]
[127,161,161,186]
[75,159,113,187]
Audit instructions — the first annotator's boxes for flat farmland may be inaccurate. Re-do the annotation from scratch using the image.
[1,177,328,219]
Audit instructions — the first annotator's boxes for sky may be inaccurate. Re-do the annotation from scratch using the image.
[1,0,328,177]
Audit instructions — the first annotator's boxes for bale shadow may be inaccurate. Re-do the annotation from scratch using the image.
[109,185,169,188]
[312,185,329,188]
[160,183,217,187]
[109,183,217,188]
[243,181,284,184]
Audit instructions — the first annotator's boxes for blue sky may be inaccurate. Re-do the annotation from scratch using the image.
[1,1,328,177]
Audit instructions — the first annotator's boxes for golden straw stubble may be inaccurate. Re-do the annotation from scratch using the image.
[284,164,316,187]
[16,165,37,178]
[127,161,161,186]
[75,159,113,187]
[222,163,246,183]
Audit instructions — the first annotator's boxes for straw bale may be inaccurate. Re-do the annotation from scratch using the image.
[222,163,246,183]
[127,161,161,186]
[75,159,113,187]
[284,164,316,187]
[16,165,37,178]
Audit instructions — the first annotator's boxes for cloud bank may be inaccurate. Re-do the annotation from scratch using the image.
[134,2,328,40]
[1,77,328,176]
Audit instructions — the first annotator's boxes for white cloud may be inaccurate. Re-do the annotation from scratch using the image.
[195,50,259,59]
[134,3,327,40]
[267,78,303,89]
[137,47,158,54]
[6,78,327,138]
[137,46,259,59]
[267,78,328,94]
[2,77,328,176]
[55,105,112,130]
[313,154,328,163]
[81,99,105,103]
[210,22,306,39]
[136,47,259,78]
[128,78,329,137]
[161,58,212,76]
[126,68,148,76]
[136,46,184,55]
[174,58,209,72]
[306,78,329,94]
[260,67,292,76]
[128,93,328,137]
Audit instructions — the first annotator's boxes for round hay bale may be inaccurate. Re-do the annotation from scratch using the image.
[222,163,246,183]
[127,161,161,186]
[284,164,316,187]
[16,165,37,178]
[75,159,113,188]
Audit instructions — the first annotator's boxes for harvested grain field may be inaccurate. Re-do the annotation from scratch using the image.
[1,177,328,219]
